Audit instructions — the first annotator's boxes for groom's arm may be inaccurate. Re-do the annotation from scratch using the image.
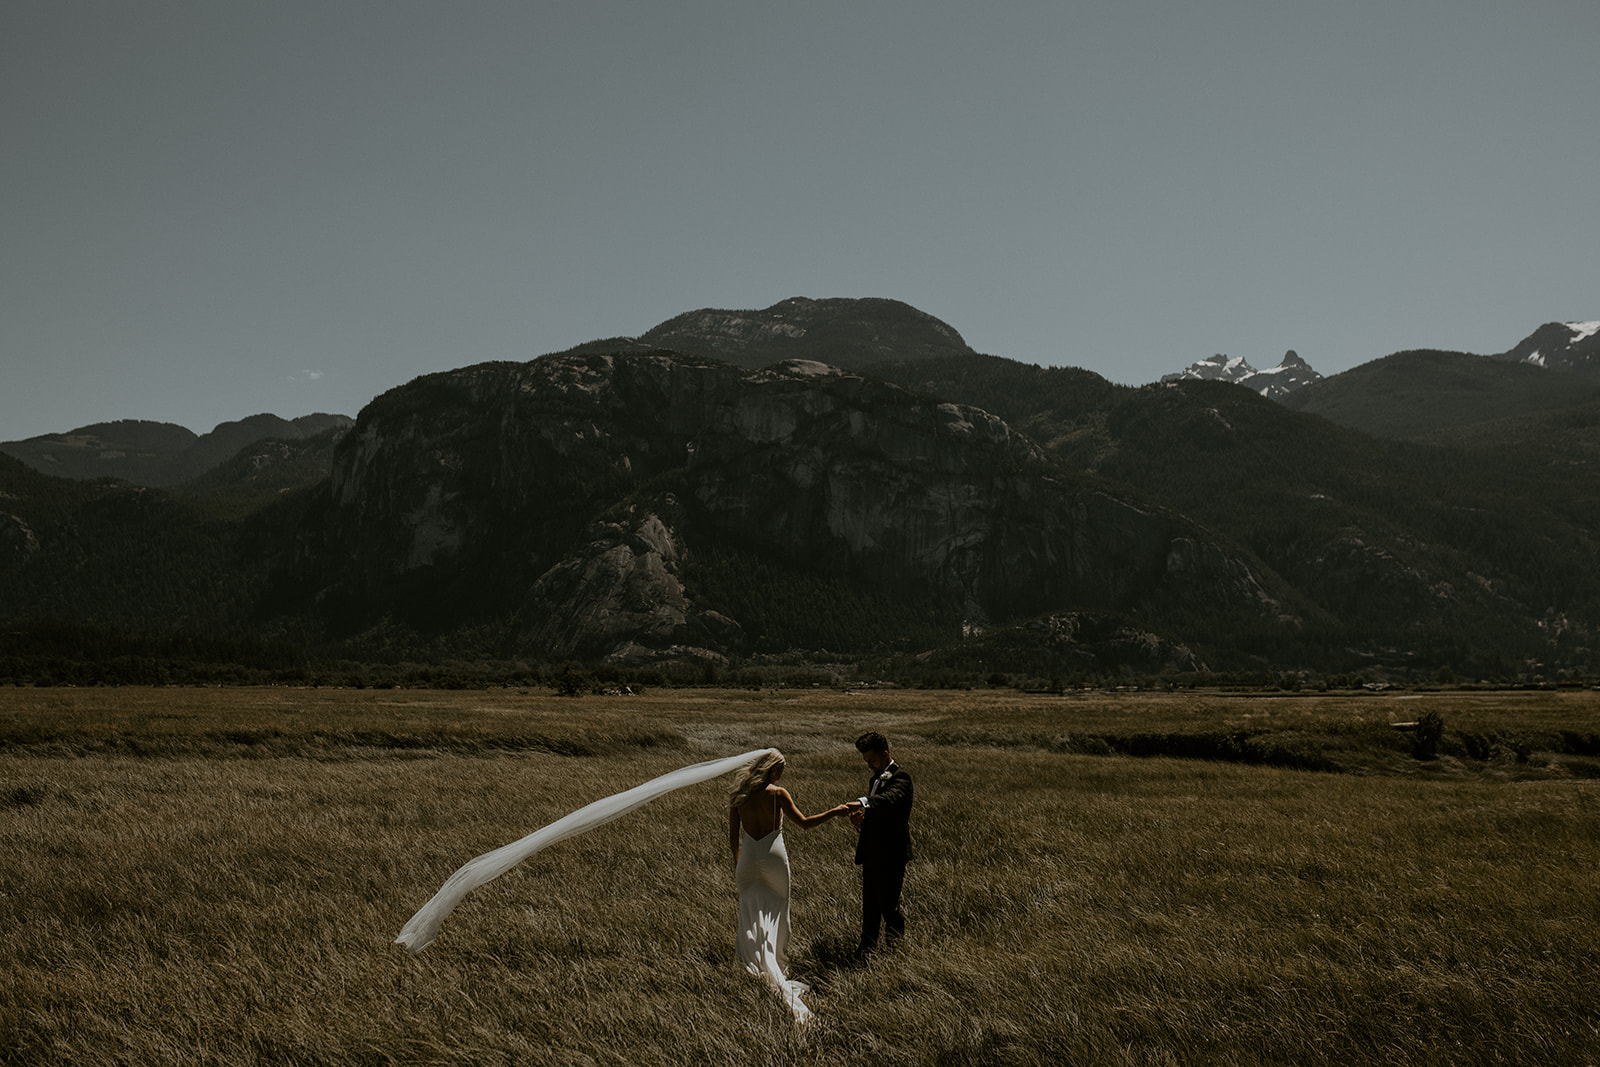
[860,772,912,818]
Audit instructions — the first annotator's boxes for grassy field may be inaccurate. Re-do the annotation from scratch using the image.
[2,686,1597,1065]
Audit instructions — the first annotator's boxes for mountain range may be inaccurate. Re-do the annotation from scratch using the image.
[1160,318,1600,402]
[0,413,352,490]
[1161,350,1323,398]
[4,298,1598,683]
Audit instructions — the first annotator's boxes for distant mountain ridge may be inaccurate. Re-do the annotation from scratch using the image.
[1494,320,1600,373]
[1279,350,1600,439]
[1161,350,1323,398]
[1158,320,1600,439]
[0,413,352,488]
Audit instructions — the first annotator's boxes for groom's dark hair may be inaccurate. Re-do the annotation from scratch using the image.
[855,731,890,754]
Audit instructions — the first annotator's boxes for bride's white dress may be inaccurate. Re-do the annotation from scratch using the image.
[736,821,812,1025]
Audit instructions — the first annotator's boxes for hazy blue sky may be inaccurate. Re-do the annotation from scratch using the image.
[4,0,1596,440]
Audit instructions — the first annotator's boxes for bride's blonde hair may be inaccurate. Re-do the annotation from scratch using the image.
[730,749,785,807]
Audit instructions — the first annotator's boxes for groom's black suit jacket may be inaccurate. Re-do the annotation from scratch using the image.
[854,763,913,866]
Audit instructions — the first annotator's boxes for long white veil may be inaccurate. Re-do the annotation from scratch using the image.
[395,748,770,953]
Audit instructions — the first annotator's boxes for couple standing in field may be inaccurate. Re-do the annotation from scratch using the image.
[727,731,914,1024]
[394,732,912,1028]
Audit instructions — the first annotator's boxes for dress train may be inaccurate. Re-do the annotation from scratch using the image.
[735,828,812,1025]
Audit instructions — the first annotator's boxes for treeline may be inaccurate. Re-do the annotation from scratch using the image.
[9,619,1595,694]
[0,620,847,691]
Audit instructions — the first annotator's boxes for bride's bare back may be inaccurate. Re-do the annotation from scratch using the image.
[728,777,854,862]
[735,786,786,840]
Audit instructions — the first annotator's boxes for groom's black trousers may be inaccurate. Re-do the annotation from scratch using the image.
[860,861,906,951]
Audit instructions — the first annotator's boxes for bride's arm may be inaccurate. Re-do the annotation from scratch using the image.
[728,806,742,865]
[777,787,852,829]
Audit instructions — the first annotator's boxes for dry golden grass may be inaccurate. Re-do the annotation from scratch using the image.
[2,686,1598,1065]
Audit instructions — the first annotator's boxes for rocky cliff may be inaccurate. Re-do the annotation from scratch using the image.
[305,351,1288,662]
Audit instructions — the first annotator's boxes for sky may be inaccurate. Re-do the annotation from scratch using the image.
[3,0,1596,441]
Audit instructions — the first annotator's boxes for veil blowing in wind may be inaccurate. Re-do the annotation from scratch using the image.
[395,748,770,953]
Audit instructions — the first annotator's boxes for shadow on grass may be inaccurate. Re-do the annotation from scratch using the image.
[799,932,873,987]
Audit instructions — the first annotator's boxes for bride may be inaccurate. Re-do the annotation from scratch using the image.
[728,750,854,1025]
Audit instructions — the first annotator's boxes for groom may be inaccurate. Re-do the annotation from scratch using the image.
[849,731,913,956]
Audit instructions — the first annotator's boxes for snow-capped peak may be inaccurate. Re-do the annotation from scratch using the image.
[1160,350,1322,399]
[1498,319,1600,373]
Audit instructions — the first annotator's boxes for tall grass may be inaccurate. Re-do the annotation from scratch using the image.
[2,687,1597,1064]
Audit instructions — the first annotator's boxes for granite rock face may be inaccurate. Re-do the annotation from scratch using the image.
[516,506,693,659]
[316,352,1287,658]
[0,512,39,563]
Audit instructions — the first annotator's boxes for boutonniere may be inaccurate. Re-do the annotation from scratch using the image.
[877,769,893,781]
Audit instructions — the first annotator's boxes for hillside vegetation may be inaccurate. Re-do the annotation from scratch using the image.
[875,357,1600,678]
[1278,350,1600,440]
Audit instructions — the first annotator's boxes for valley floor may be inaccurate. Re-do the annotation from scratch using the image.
[2,687,1597,1065]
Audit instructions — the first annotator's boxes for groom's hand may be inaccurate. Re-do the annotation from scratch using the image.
[849,809,866,826]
